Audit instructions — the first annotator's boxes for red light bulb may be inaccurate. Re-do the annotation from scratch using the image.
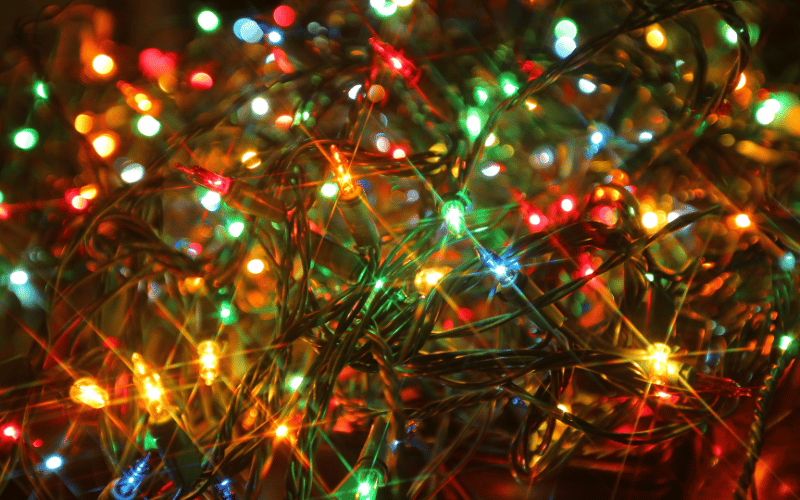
[174,163,232,194]
[190,72,213,90]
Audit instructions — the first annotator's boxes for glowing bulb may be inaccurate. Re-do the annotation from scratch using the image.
[554,18,578,39]
[481,162,501,177]
[442,200,467,235]
[70,377,109,409]
[370,0,397,16]
[136,115,161,137]
[190,72,213,90]
[131,353,170,421]
[251,97,270,115]
[289,375,303,391]
[645,343,675,383]
[10,270,29,285]
[735,73,746,90]
[330,146,358,198]
[415,267,448,294]
[479,249,518,287]
[137,99,152,111]
[197,10,220,32]
[484,133,497,147]
[355,468,384,500]
[198,340,221,385]
[92,134,116,157]
[502,81,517,96]
[121,163,145,183]
[642,211,658,229]
[560,197,574,212]
[554,37,576,58]
[247,259,265,274]
[321,182,339,198]
[756,107,776,125]
[75,114,93,134]
[34,82,47,99]
[267,30,283,44]
[275,425,288,437]
[778,335,792,351]
[725,26,737,44]
[638,131,653,142]
[44,455,63,470]
[348,85,362,100]
[475,88,488,105]
[578,78,596,93]
[465,113,481,137]
[92,55,115,75]
[645,27,667,50]
[529,214,541,226]
[200,191,222,211]
[734,213,751,228]
[590,131,604,145]
[13,128,38,150]
[228,221,245,237]
[2,424,20,440]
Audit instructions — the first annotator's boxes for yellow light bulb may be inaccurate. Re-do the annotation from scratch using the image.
[645,343,675,384]
[414,266,449,295]
[92,54,115,75]
[70,378,109,409]
[197,340,221,385]
[641,211,658,229]
[734,213,751,228]
[275,424,288,438]
[92,134,116,157]
[131,353,170,421]
[330,146,359,198]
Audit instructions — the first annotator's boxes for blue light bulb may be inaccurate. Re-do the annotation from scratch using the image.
[113,454,150,500]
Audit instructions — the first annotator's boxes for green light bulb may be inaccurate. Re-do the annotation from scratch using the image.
[554,18,577,39]
[13,128,38,150]
[197,10,220,32]
[227,221,245,237]
[355,468,384,500]
[442,200,466,235]
[34,82,47,99]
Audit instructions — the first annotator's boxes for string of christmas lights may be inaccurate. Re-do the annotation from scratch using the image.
[1,0,799,499]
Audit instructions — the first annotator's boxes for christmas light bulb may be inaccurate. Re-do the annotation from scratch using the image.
[368,38,419,81]
[215,478,237,500]
[175,163,231,194]
[734,213,751,228]
[70,377,109,409]
[175,163,285,222]
[197,340,221,385]
[441,199,466,235]
[131,353,170,422]
[644,343,681,384]
[355,468,384,500]
[414,267,448,295]
[352,417,392,500]
[330,146,360,199]
[478,248,519,287]
[107,455,150,500]
[778,335,792,351]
